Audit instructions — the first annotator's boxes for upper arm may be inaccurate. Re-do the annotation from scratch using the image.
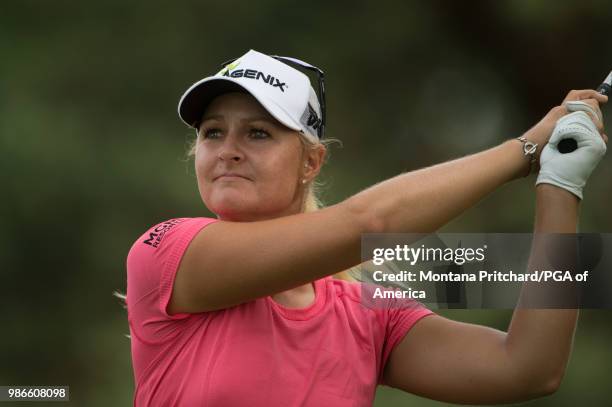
[169,203,367,314]
[382,314,548,404]
[126,218,209,343]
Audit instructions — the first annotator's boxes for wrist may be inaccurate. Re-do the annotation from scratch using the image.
[535,184,580,233]
[535,171,583,200]
[501,139,534,181]
[520,130,546,161]
[536,183,580,201]
[514,136,538,177]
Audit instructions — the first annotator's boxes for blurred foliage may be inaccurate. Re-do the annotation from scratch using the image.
[1,0,611,406]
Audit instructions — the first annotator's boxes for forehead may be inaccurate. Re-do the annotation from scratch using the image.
[202,92,275,122]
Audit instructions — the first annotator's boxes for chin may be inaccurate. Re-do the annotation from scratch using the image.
[211,201,292,222]
[207,197,256,220]
[202,189,297,220]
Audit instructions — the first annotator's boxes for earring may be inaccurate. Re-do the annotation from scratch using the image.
[302,179,307,184]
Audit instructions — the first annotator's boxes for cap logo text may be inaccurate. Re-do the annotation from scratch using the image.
[222,68,287,92]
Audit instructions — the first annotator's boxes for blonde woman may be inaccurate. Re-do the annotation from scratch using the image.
[125,49,607,406]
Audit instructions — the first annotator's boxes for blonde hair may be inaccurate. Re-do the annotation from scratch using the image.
[294,133,356,282]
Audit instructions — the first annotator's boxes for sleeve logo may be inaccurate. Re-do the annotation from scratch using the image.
[142,218,186,248]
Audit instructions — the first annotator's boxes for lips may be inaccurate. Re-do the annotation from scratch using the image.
[214,173,251,181]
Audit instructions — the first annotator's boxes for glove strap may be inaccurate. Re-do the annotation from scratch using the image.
[516,136,538,177]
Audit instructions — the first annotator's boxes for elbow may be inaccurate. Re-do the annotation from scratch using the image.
[523,372,563,400]
[539,374,563,397]
[342,196,386,234]
[508,360,566,402]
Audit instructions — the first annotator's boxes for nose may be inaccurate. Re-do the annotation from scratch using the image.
[217,133,244,163]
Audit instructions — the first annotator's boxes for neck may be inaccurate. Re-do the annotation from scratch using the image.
[216,204,304,222]
[216,189,309,222]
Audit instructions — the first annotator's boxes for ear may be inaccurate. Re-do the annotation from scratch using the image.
[303,144,326,182]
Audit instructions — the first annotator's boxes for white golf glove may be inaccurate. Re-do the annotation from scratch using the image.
[536,101,607,199]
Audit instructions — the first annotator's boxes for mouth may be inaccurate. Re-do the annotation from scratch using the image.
[214,174,252,181]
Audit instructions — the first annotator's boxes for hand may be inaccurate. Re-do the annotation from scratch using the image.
[522,89,608,165]
[535,110,607,199]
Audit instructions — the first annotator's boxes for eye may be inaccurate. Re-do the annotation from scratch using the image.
[250,128,271,139]
[200,128,222,139]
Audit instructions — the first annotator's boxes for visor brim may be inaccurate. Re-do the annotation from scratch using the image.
[177,77,303,133]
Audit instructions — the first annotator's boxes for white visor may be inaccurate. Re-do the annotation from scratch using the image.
[178,49,322,143]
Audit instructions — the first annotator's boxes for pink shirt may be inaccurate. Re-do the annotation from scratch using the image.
[126,217,434,406]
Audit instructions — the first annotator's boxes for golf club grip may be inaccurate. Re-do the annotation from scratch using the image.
[558,72,611,154]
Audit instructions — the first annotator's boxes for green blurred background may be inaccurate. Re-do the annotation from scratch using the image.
[2,0,611,405]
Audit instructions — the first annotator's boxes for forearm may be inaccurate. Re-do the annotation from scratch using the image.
[506,184,580,394]
[345,139,529,233]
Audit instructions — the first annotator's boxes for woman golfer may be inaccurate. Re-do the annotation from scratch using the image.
[126,49,607,406]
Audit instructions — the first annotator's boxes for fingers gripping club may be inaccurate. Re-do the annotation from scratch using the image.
[558,71,611,153]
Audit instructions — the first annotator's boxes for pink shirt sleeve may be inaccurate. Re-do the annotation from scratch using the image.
[374,292,435,385]
[126,217,219,344]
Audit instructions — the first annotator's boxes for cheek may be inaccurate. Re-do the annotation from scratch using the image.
[194,148,215,179]
[194,153,215,198]
[258,156,300,193]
